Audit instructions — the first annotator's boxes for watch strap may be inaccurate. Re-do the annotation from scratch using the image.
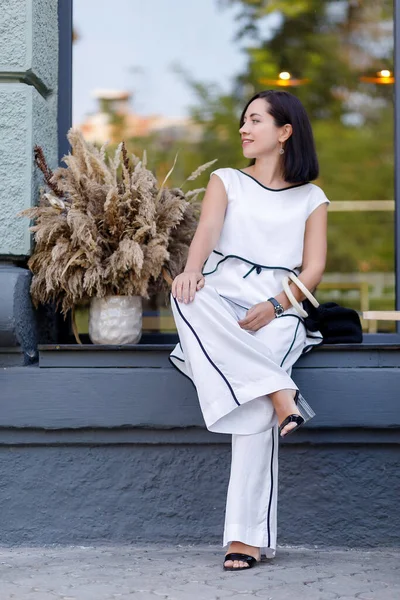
[267,297,284,317]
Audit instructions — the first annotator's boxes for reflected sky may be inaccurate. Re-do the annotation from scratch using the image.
[73,0,247,124]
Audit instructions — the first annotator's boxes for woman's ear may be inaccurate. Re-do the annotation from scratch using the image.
[280,124,293,143]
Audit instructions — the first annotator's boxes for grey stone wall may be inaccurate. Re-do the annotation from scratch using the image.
[0,439,397,548]
[0,264,38,363]
[0,0,59,361]
[0,0,58,257]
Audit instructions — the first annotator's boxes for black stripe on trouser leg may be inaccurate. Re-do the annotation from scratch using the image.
[169,354,185,363]
[172,296,241,407]
[168,356,197,390]
[266,426,276,548]
[280,319,302,368]
[217,294,251,312]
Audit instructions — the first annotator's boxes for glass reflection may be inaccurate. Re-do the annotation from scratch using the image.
[73,0,395,338]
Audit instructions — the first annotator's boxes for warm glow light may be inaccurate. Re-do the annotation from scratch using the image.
[259,72,309,87]
[360,69,395,84]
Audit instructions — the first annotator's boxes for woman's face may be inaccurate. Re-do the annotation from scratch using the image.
[239,98,284,159]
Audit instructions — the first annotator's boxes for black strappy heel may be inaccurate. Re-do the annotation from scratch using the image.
[279,390,315,437]
[223,552,259,571]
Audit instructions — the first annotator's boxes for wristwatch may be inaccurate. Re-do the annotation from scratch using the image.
[267,297,285,318]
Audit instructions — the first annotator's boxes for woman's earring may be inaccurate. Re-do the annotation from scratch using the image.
[279,143,285,155]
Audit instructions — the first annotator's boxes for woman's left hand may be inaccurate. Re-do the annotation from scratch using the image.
[238,301,276,332]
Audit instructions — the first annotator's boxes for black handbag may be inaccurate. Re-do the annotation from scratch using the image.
[302,299,363,344]
[282,273,363,344]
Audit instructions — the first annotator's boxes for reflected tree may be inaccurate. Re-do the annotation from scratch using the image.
[119,1,394,289]
[181,0,395,279]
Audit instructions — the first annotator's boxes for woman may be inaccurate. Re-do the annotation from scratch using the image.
[169,90,330,571]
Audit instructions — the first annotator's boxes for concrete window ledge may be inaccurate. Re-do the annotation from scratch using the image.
[0,343,398,444]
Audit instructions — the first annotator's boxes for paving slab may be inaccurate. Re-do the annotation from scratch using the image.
[0,544,398,600]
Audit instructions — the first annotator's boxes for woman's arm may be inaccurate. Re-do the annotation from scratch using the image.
[172,174,228,302]
[184,174,228,272]
[275,203,329,310]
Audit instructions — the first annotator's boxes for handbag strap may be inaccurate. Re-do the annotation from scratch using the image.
[282,276,308,318]
[288,272,320,308]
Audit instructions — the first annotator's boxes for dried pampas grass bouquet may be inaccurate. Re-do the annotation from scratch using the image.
[19,128,216,317]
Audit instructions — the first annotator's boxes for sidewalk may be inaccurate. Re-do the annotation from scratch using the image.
[0,544,398,600]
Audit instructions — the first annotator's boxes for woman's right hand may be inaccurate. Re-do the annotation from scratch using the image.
[172,271,205,303]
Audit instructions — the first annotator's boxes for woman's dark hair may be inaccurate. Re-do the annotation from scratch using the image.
[239,90,319,183]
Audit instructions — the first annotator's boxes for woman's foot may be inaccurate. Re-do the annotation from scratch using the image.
[270,389,301,437]
[224,541,261,569]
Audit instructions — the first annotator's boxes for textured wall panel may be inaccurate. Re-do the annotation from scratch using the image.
[0,0,58,257]
[0,84,57,255]
[0,0,58,91]
[0,444,397,548]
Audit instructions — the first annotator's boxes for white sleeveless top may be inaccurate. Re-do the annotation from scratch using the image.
[201,167,330,350]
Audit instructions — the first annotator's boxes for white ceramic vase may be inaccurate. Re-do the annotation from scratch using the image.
[89,295,142,345]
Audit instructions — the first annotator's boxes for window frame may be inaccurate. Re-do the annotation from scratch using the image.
[394,0,400,337]
[60,0,400,343]
[58,0,73,164]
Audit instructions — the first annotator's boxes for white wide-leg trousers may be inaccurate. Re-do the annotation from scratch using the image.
[170,285,306,554]
[223,425,279,556]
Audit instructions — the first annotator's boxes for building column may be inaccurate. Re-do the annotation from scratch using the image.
[0,0,62,363]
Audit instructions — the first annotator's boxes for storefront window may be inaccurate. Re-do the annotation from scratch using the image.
[72,0,396,340]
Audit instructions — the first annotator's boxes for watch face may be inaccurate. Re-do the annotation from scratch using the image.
[268,298,284,317]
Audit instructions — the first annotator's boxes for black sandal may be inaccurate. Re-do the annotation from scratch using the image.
[223,552,259,571]
[278,390,315,437]
[279,413,304,437]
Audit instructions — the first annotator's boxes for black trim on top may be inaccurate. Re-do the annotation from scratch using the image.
[172,297,241,407]
[243,264,263,278]
[236,169,310,192]
[203,251,299,277]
